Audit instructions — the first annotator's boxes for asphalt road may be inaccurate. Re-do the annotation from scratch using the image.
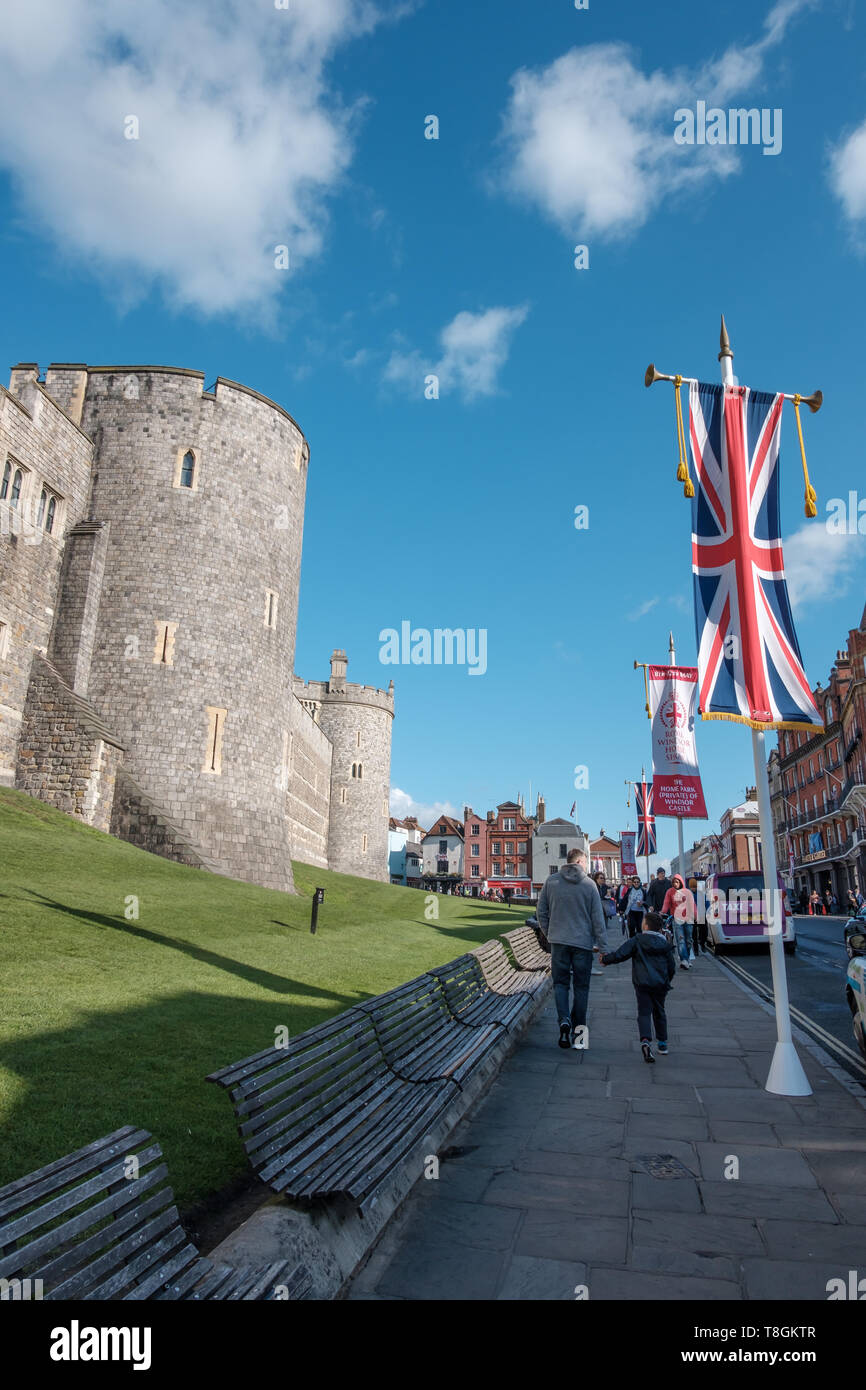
[713,915,866,1081]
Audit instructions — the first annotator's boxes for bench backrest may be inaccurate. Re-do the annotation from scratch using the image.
[504,926,549,969]
[472,938,522,992]
[206,1010,390,1175]
[427,953,490,1019]
[356,973,455,1066]
[0,1126,198,1301]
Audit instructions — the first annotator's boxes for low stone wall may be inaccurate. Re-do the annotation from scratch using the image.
[14,654,124,830]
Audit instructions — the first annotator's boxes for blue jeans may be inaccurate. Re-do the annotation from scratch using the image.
[550,944,594,1028]
[673,919,693,963]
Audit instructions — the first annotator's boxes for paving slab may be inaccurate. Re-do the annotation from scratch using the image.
[633,1210,765,1257]
[588,1269,742,1300]
[695,1142,819,1186]
[497,1254,588,1301]
[699,1181,839,1222]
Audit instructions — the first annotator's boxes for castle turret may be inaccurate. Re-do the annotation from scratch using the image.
[294,651,393,882]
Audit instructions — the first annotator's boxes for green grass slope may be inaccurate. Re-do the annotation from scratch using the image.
[0,787,528,1211]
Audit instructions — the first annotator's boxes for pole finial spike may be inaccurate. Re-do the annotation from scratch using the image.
[719,314,734,361]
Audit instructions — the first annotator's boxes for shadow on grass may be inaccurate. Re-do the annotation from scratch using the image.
[17,888,354,1001]
[0,988,368,1213]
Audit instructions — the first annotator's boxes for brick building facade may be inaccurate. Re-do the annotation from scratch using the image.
[772,604,866,904]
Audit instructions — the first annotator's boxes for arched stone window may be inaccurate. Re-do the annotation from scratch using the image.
[10,468,23,509]
[173,447,199,490]
[0,461,10,500]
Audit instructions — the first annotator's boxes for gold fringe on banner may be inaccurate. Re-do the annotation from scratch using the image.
[700,711,826,733]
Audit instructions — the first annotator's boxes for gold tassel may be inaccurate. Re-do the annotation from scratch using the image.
[673,375,694,496]
[792,395,817,518]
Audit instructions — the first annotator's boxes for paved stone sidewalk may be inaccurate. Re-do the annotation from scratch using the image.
[347,934,866,1301]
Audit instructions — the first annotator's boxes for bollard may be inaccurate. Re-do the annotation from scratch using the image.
[310,887,325,934]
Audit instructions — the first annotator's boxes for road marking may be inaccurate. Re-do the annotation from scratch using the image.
[717,955,866,1079]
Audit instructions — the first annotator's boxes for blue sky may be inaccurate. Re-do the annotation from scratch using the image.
[1,0,865,865]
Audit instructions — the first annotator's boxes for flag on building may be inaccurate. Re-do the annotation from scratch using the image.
[648,664,708,819]
[635,780,656,857]
[569,801,576,817]
[687,381,822,732]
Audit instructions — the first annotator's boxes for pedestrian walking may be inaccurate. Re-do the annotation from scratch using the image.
[598,909,677,1063]
[624,875,646,938]
[809,890,826,916]
[646,867,671,914]
[847,890,860,917]
[536,848,607,1049]
[662,874,696,969]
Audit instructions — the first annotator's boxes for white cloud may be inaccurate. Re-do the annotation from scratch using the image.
[495,0,815,239]
[390,788,460,830]
[830,120,866,223]
[784,522,866,611]
[0,0,405,316]
[384,305,529,400]
[628,596,660,621]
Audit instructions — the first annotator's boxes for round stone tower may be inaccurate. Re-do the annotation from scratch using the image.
[295,650,393,882]
[77,366,309,892]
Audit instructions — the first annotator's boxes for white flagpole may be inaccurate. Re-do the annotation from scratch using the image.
[718,319,811,1097]
[668,631,687,891]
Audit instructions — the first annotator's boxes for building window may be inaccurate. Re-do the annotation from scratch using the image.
[491,841,501,855]
[0,619,8,660]
[362,834,368,854]
[203,707,227,774]
[438,839,447,853]
[153,621,178,666]
[356,730,361,749]
[472,824,480,835]
[264,590,278,629]
[503,818,515,831]
[35,485,61,534]
[2,463,25,509]
[505,842,514,855]
[173,447,200,490]
[471,843,479,856]
[559,843,567,859]
[471,866,479,878]
[492,862,501,875]
[340,787,347,805]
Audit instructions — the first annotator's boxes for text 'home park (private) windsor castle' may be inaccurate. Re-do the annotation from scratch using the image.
[0,362,394,891]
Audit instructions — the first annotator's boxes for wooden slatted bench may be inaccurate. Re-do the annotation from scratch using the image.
[427,952,529,1033]
[356,973,503,1089]
[0,1126,309,1301]
[504,925,551,973]
[207,1010,455,1214]
[472,938,548,1000]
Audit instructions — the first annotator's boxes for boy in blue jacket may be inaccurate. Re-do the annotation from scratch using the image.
[598,910,676,1064]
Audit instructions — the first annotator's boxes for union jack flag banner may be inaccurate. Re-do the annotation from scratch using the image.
[688,381,823,732]
[634,779,656,857]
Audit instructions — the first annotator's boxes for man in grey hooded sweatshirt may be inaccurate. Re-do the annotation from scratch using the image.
[536,847,607,1048]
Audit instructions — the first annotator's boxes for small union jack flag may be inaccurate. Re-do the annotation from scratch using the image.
[688,381,822,732]
[634,779,656,858]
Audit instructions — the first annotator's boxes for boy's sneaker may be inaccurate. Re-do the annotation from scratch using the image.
[641,1042,655,1064]
[657,1041,669,1055]
[558,1022,571,1049]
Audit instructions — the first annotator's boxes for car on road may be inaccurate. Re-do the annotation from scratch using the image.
[844,916,866,961]
[705,870,796,954]
[845,956,866,1062]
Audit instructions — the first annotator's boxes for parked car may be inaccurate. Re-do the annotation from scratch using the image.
[845,956,866,1062]
[705,870,796,954]
[844,916,866,961]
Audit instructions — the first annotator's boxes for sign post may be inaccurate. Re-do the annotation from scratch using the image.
[310,886,325,935]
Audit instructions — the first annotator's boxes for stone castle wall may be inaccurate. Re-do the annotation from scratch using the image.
[287,695,332,869]
[0,373,93,782]
[15,655,124,831]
